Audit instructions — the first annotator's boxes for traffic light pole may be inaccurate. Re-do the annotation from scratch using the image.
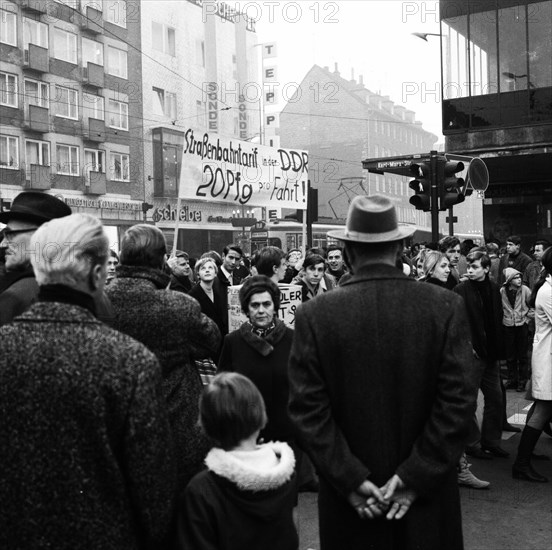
[430,150,439,243]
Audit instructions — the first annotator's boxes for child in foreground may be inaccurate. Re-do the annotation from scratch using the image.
[178,372,298,550]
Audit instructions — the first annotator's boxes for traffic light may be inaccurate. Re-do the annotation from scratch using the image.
[439,161,465,210]
[409,162,431,211]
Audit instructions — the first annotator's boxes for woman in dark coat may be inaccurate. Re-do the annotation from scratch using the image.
[218,275,295,445]
[422,250,451,287]
[189,257,226,339]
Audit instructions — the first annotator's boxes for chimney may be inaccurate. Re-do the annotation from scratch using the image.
[334,62,340,76]
[359,75,364,86]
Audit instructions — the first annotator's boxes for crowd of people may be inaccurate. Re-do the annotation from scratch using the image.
[0,190,551,550]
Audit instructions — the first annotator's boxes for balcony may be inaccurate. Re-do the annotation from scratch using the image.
[23,44,49,73]
[82,62,104,88]
[84,118,106,142]
[25,105,50,133]
[21,0,48,14]
[79,6,104,35]
[86,171,107,195]
[25,164,51,190]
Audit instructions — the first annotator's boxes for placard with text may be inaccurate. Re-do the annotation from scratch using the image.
[227,284,302,333]
[179,128,308,210]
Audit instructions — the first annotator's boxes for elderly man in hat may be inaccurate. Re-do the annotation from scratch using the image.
[288,195,478,550]
[0,191,115,325]
[0,192,71,325]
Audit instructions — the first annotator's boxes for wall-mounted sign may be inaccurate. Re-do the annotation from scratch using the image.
[152,203,203,223]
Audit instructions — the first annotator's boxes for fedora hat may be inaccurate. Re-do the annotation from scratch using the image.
[328,195,416,243]
[0,192,71,225]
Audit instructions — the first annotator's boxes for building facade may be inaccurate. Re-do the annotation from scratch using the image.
[279,64,438,226]
[140,0,260,256]
[0,0,145,246]
[440,0,552,247]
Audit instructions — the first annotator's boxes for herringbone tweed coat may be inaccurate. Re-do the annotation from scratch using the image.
[0,297,176,550]
[106,266,221,490]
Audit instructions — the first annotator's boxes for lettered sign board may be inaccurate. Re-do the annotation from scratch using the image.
[227,284,302,333]
[178,128,308,210]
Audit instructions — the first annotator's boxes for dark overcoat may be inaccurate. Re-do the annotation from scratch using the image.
[218,320,295,443]
[106,266,221,490]
[0,299,176,550]
[288,264,478,550]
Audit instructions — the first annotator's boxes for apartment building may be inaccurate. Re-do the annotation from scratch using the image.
[0,0,145,245]
[140,0,260,256]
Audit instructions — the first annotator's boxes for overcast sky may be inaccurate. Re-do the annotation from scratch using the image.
[255,0,444,140]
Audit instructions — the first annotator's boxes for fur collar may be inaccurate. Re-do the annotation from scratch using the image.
[239,318,288,357]
[205,441,295,492]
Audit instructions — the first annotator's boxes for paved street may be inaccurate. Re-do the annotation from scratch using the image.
[295,391,552,550]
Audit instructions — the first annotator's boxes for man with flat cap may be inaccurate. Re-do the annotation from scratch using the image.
[288,195,479,550]
[0,192,71,325]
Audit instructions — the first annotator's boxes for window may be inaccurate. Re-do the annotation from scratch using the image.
[107,46,127,78]
[152,87,177,119]
[0,135,18,169]
[53,28,77,64]
[110,152,129,181]
[152,22,176,56]
[25,139,50,170]
[83,92,104,120]
[108,99,128,130]
[23,18,48,49]
[56,144,79,175]
[105,1,127,28]
[55,85,78,119]
[0,9,16,46]
[24,79,49,109]
[0,72,17,108]
[84,148,105,182]
[82,37,104,66]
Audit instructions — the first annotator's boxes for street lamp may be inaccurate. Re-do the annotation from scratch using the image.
[411,32,441,42]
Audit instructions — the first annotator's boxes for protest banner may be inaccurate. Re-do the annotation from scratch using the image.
[178,128,308,210]
[227,284,302,332]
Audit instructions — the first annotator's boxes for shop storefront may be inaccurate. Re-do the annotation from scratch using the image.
[151,199,260,258]
[0,187,144,252]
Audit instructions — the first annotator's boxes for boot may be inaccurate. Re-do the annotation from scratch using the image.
[457,453,490,489]
[512,426,549,482]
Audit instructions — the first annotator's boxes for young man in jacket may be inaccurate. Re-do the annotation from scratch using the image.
[454,251,510,459]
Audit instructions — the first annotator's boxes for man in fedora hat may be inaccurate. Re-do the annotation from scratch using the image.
[288,195,478,550]
[0,192,71,325]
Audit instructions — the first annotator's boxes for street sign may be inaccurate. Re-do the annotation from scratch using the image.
[466,157,489,192]
[363,154,429,176]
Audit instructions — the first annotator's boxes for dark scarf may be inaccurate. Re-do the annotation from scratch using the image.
[239,318,288,357]
[38,284,96,315]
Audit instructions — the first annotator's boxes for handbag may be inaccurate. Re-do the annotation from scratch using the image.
[195,358,218,385]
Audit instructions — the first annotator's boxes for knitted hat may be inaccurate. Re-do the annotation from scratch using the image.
[503,267,521,286]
